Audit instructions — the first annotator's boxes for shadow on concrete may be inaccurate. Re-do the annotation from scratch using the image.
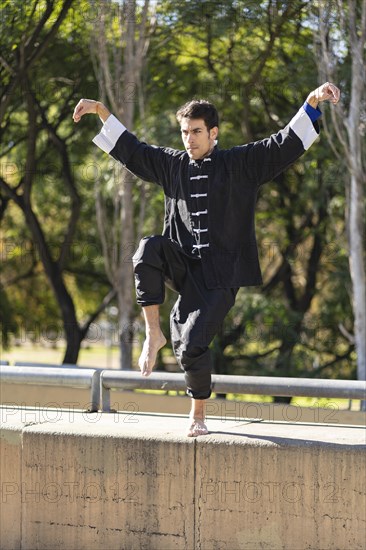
[207,429,366,449]
[208,417,365,429]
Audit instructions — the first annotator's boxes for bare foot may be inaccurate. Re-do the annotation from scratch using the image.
[138,331,166,376]
[187,418,208,437]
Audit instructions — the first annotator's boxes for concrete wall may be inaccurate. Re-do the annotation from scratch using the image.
[1,406,365,549]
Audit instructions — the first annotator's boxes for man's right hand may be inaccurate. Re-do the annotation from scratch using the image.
[73,99,111,123]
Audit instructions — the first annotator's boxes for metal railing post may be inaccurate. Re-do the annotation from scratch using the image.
[90,371,101,412]
[100,372,111,413]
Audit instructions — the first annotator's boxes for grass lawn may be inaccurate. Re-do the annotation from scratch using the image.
[1,343,120,369]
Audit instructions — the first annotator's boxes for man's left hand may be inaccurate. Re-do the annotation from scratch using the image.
[307,82,340,108]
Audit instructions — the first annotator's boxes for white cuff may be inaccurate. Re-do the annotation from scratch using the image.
[92,114,126,154]
[289,106,319,150]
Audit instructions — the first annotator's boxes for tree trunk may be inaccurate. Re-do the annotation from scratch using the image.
[346,2,366,405]
[316,0,366,404]
[117,289,134,370]
[92,0,154,370]
[348,171,366,390]
[22,201,83,363]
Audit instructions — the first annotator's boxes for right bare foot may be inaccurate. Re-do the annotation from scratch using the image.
[138,331,167,377]
[187,418,208,437]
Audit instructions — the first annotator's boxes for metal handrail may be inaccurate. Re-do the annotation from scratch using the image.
[101,371,187,411]
[13,361,104,371]
[1,365,365,414]
[1,365,100,412]
[14,361,77,367]
[100,370,366,412]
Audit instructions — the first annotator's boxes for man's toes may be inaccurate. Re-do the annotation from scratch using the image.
[139,356,153,376]
[187,420,208,437]
[142,365,152,377]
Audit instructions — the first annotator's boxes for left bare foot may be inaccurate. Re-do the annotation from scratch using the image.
[138,331,167,377]
[187,418,208,437]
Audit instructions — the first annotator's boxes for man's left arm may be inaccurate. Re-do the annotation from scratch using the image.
[289,82,340,149]
[234,82,340,186]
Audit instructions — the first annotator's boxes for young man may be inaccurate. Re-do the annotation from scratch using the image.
[73,82,340,437]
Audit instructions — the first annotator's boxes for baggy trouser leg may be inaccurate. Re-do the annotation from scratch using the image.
[132,235,188,306]
[170,274,238,400]
[133,235,237,398]
[171,311,212,398]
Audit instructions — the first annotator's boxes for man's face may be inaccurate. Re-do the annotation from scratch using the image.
[180,118,218,160]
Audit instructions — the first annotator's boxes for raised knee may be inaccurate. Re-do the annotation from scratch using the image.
[132,235,165,264]
[178,346,210,369]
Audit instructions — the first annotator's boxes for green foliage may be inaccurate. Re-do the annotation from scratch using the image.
[1,0,355,376]
[1,0,109,355]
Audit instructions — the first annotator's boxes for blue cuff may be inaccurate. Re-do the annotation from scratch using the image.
[303,101,322,123]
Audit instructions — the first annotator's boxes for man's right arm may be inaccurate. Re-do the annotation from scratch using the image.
[73,99,177,188]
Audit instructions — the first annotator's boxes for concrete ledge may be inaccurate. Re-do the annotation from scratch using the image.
[1,407,365,549]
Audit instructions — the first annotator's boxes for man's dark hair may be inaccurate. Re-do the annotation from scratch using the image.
[176,99,219,131]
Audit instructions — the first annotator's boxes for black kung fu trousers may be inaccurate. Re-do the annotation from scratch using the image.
[132,235,238,399]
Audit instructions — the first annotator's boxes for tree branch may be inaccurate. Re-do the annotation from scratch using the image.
[338,322,355,344]
[0,0,74,122]
[94,177,115,284]
[23,76,37,204]
[0,175,23,206]
[231,345,282,361]
[30,88,81,270]
[309,346,354,374]
[80,288,117,338]
[2,260,37,287]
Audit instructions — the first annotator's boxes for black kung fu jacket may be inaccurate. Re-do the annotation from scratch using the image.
[93,105,320,289]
